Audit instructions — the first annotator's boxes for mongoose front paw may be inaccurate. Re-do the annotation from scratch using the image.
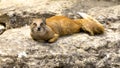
[48,34,59,43]
[48,39,56,43]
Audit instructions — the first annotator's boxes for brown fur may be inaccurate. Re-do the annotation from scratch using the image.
[74,19,104,35]
[30,15,104,43]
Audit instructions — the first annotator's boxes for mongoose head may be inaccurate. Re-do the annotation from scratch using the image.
[31,18,46,33]
[30,18,55,41]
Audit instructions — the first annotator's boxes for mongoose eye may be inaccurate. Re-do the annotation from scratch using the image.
[40,22,44,26]
[33,23,37,26]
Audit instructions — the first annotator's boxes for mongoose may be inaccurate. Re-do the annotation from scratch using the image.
[30,12,104,43]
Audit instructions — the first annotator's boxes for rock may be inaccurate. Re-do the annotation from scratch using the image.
[0,19,119,67]
[0,0,120,68]
[0,24,5,35]
[88,5,120,23]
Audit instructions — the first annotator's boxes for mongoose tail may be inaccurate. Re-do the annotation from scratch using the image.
[75,12,104,35]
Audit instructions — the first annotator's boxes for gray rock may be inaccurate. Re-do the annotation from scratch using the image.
[0,20,119,67]
[0,0,120,68]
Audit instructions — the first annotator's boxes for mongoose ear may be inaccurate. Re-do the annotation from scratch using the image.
[42,17,46,24]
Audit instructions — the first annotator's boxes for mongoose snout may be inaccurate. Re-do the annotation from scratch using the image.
[37,27,41,31]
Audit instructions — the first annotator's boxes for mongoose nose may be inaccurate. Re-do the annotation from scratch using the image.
[37,27,41,31]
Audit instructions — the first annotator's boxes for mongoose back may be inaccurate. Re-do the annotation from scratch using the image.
[30,12,104,43]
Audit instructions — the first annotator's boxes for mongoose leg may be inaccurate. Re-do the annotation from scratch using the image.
[48,34,59,43]
[86,28,94,36]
